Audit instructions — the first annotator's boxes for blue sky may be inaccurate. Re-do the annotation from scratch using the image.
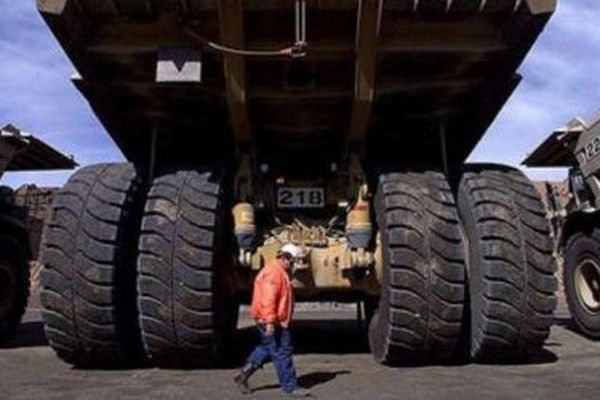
[1,1,599,188]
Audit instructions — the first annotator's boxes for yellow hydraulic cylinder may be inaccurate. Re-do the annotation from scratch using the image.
[346,185,372,249]
[232,202,256,249]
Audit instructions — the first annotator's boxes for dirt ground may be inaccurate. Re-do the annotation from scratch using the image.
[2,305,600,400]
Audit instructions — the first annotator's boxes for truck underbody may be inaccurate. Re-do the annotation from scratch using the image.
[38,0,558,367]
[40,0,554,169]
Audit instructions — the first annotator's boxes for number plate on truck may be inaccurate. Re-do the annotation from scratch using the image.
[578,135,600,166]
[277,188,325,208]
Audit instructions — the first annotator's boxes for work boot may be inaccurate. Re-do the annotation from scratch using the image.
[233,363,256,395]
[284,388,312,397]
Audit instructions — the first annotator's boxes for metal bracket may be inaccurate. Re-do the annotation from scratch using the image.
[155,48,202,83]
[345,0,382,161]
[148,119,159,182]
[234,152,253,202]
[439,120,449,175]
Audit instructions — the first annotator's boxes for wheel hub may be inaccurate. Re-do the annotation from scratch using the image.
[575,258,600,313]
[0,263,16,318]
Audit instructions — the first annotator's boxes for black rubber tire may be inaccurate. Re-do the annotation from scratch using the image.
[137,169,232,367]
[563,228,600,339]
[370,171,466,365]
[457,165,557,362]
[40,163,145,366]
[0,237,29,343]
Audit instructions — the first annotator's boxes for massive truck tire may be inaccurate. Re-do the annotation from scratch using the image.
[370,172,467,365]
[40,163,145,366]
[563,228,600,339]
[0,237,29,343]
[137,169,233,367]
[457,164,557,362]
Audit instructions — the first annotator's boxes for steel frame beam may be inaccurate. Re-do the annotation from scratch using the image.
[347,0,382,155]
[218,0,251,148]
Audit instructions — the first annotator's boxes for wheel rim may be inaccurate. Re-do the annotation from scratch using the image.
[575,258,600,313]
[0,263,16,318]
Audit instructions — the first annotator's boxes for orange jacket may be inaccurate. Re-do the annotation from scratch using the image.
[250,258,295,328]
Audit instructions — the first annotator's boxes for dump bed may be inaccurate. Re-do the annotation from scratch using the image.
[0,124,76,176]
[38,0,556,169]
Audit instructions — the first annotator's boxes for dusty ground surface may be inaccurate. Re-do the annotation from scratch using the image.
[2,304,600,400]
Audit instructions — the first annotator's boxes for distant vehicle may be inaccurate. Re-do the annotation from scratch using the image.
[0,124,75,343]
[38,0,557,367]
[524,111,600,339]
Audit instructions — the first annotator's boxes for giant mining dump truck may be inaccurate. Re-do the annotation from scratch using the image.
[37,0,559,367]
[524,110,600,339]
[0,124,75,343]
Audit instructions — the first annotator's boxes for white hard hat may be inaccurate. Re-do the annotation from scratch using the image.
[279,244,304,259]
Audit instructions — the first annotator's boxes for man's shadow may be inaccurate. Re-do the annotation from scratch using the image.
[252,370,351,392]
[298,370,351,388]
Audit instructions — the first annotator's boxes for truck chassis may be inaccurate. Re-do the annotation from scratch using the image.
[37,0,558,367]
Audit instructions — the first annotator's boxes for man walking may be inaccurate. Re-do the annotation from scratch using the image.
[233,244,310,397]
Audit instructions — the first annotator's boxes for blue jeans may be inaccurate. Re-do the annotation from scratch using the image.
[247,325,298,393]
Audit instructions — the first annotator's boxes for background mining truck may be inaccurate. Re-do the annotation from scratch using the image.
[524,111,600,339]
[38,0,558,367]
[0,124,75,343]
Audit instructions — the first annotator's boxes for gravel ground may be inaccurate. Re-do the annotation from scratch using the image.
[1,305,599,400]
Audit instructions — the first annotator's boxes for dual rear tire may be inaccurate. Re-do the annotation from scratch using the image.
[137,170,232,367]
[41,164,145,366]
[41,164,234,367]
[457,166,557,361]
[370,165,557,364]
[370,171,466,365]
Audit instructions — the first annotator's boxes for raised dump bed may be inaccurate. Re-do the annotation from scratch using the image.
[38,0,559,369]
[39,0,554,168]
